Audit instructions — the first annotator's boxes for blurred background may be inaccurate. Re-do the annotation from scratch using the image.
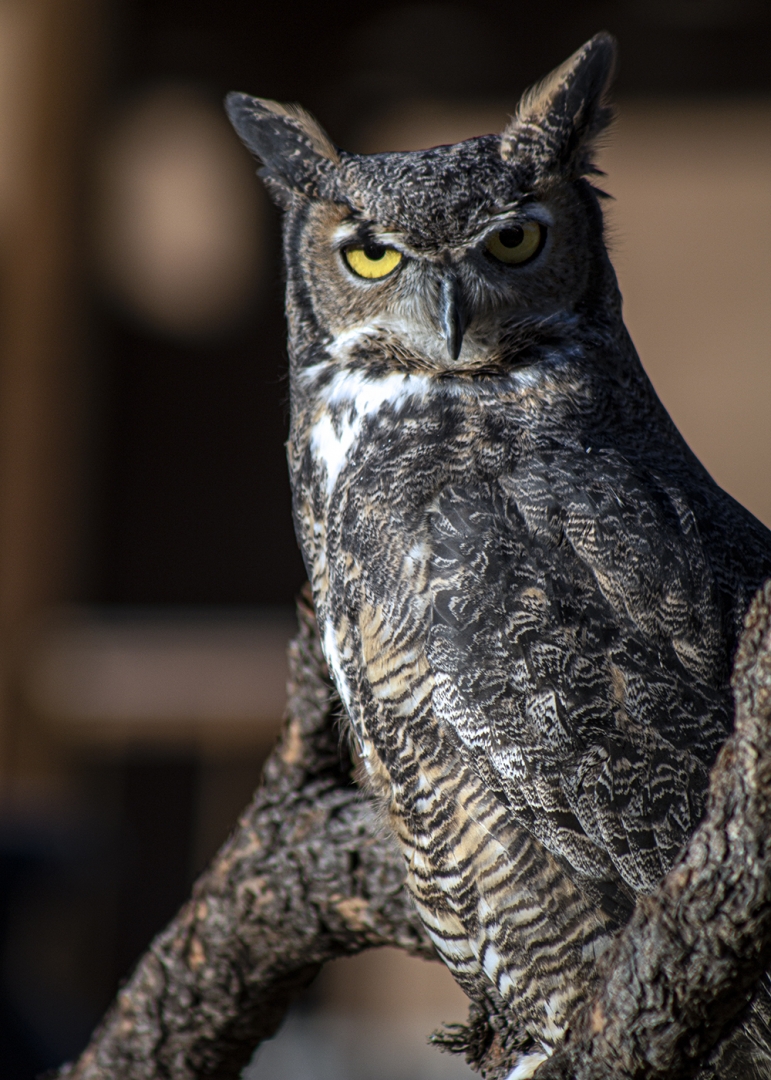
[0,0,767,1076]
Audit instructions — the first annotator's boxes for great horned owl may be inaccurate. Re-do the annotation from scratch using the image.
[227,34,771,1078]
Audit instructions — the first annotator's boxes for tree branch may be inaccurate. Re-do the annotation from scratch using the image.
[56,586,432,1080]
[534,578,771,1080]
[56,580,771,1080]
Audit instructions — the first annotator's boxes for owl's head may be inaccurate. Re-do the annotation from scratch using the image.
[227,33,617,373]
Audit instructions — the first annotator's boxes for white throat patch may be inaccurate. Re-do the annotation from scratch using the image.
[307,366,433,496]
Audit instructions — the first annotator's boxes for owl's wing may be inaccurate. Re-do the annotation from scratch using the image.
[426,445,734,897]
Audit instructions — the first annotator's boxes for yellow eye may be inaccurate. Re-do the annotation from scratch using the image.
[344,243,403,279]
[486,221,543,265]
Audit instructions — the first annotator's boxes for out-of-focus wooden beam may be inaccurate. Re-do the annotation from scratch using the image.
[22,608,294,752]
[0,0,104,790]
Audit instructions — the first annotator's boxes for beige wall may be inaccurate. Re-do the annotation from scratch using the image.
[601,103,771,527]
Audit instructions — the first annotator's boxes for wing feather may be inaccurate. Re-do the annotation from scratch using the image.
[427,447,732,897]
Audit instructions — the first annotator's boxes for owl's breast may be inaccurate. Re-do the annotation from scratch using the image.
[297,372,737,882]
[288,358,744,1057]
[292,364,467,638]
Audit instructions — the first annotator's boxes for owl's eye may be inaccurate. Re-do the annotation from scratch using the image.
[485,221,543,265]
[344,242,403,280]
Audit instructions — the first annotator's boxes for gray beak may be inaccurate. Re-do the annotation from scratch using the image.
[439,273,467,361]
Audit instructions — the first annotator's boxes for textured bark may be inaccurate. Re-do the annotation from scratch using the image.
[533,578,771,1080]
[56,580,771,1080]
[56,586,432,1080]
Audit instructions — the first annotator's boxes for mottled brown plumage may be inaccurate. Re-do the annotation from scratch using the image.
[227,34,771,1077]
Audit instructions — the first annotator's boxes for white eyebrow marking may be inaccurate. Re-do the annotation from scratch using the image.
[330,221,408,251]
[331,221,359,244]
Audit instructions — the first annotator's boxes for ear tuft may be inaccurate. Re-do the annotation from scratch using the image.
[225,93,339,205]
[501,33,616,179]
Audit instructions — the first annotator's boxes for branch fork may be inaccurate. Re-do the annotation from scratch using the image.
[58,581,771,1080]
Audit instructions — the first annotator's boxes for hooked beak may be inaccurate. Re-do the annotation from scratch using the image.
[439,273,467,361]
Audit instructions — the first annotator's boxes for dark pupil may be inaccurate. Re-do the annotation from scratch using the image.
[499,226,524,248]
[363,241,386,260]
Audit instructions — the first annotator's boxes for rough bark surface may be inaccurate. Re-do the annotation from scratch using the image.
[56,586,432,1080]
[533,578,771,1080]
[56,580,771,1080]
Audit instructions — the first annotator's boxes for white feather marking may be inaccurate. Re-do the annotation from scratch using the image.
[402,540,428,580]
[542,991,569,1044]
[310,411,362,496]
[482,943,503,982]
[326,325,379,360]
[497,970,516,999]
[505,1052,549,1080]
[309,368,432,496]
[321,366,431,410]
[424,927,476,962]
[410,849,430,872]
[306,345,582,497]
[330,222,359,244]
[507,366,541,390]
[358,735,377,775]
[322,619,353,713]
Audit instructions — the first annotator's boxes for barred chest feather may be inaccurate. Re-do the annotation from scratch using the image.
[289,355,622,1066]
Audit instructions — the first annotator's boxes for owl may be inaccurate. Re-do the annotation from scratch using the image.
[227,34,771,1078]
